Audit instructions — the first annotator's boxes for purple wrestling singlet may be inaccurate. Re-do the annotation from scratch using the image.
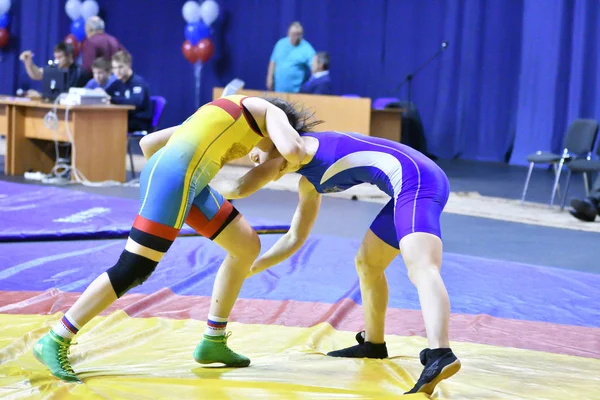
[298,131,450,248]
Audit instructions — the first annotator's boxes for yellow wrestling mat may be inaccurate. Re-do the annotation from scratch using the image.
[1,313,599,399]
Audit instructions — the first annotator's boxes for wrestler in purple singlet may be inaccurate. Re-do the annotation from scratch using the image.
[297,131,450,249]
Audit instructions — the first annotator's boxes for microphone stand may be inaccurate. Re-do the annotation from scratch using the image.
[393,42,449,106]
[390,42,448,157]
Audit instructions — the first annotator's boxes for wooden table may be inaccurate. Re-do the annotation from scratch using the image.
[0,97,133,182]
[371,108,403,142]
[213,88,373,134]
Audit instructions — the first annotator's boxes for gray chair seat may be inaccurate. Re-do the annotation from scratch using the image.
[526,152,563,163]
[567,159,600,172]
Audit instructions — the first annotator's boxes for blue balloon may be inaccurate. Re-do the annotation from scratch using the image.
[184,21,210,45]
[70,17,86,42]
[0,14,8,29]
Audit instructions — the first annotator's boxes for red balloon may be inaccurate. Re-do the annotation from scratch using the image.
[0,28,9,49]
[182,40,197,64]
[64,34,80,58]
[195,38,214,64]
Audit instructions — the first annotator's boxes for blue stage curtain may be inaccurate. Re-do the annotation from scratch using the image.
[510,0,572,165]
[3,0,599,164]
[510,0,600,165]
[212,0,527,162]
[0,0,67,94]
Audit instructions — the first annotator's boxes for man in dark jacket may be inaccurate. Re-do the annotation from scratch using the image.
[300,51,332,95]
[106,50,152,132]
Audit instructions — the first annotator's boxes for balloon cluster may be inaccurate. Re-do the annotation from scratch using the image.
[64,0,100,57]
[181,0,219,65]
[0,0,11,49]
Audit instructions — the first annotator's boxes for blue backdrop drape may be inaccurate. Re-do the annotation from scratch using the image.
[1,0,599,165]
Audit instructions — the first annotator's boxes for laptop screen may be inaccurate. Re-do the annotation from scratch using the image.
[42,65,68,101]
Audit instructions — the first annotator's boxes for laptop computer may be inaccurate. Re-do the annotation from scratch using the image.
[42,64,69,102]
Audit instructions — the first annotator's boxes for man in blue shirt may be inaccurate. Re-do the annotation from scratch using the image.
[106,50,152,132]
[84,57,117,90]
[266,22,315,93]
[300,51,332,95]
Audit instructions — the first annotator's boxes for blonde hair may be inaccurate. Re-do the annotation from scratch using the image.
[112,50,132,67]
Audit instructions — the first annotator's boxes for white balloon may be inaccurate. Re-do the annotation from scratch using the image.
[200,0,219,26]
[0,0,11,16]
[182,1,201,24]
[80,0,99,20]
[64,0,81,20]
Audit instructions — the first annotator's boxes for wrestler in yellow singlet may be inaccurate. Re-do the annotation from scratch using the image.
[31,95,310,382]
[141,94,270,233]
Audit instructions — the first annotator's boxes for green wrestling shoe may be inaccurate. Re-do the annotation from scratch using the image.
[193,332,250,367]
[33,331,81,383]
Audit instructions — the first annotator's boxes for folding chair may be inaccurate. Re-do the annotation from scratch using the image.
[127,96,167,178]
[520,119,599,207]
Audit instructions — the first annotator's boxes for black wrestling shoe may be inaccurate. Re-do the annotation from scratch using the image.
[356,330,365,345]
[327,331,388,359]
[569,198,598,222]
[405,348,461,395]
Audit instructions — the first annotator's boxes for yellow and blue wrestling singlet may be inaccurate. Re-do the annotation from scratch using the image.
[135,95,264,240]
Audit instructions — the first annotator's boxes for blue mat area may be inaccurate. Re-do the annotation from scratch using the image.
[0,181,289,241]
[1,234,598,328]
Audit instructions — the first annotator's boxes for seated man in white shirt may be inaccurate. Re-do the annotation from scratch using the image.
[84,57,117,90]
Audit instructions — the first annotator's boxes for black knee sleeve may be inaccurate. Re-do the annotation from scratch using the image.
[106,250,158,298]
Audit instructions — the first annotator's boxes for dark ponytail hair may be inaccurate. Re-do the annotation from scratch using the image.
[264,97,324,133]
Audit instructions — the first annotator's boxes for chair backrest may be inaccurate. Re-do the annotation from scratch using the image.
[563,119,599,155]
[372,97,400,110]
[150,96,167,130]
